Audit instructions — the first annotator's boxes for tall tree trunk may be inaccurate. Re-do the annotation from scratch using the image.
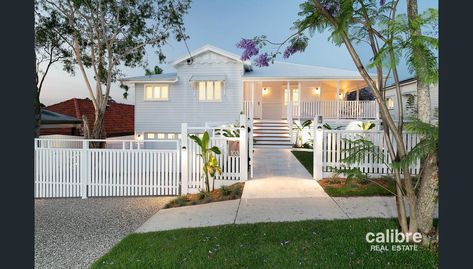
[34,90,41,138]
[91,106,106,148]
[34,51,41,138]
[407,0,432,123]
[408,0,438,243]
[416,152,438,245]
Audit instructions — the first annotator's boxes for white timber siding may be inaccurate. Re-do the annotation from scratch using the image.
[135,51,244,134]
[384,81,438,123]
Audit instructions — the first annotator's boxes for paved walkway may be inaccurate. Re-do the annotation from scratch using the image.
[137,149,408,233]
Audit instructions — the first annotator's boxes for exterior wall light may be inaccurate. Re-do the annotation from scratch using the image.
[313,87,320,95]
[262,87,270,95]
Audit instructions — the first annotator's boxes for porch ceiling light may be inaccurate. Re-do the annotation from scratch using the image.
[262,87,270,95]
[313,87,320,95]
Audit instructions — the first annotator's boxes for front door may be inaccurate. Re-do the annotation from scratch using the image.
[261,88,283,120]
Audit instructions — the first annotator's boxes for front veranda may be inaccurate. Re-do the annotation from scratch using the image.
[243,79,379,121]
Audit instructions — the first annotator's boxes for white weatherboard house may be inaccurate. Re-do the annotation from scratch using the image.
[121,44,380,147]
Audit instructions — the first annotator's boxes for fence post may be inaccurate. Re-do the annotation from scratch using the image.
[248,117,254,179]
[313,115,324,180]
[239,114,248,181]
[81,140,89,199]
[180,123,189,194]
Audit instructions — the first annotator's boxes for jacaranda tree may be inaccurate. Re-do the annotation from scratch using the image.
[236,0,438,245]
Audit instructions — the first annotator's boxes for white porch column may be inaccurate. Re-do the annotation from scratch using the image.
[356,89,360,101]
[336,80,341,119]
[297,81,301,121]
[287,81,293,143]
[251,81,255,120]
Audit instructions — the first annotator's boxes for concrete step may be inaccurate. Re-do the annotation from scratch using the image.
[255,140,293,145]
[254,123,289,128]
[253,130,291,134]
[254,120,287,123]
[255,136,291,141]
[253,144,293,149]
[253,132,289,139]
[253,126,289,131]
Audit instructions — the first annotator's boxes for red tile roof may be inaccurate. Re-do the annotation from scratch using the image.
[44,98,134,137]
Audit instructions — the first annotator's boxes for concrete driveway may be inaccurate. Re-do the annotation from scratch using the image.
[35,196,173,269]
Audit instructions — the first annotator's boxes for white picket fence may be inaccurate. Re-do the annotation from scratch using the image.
[35,114,251,198]
[312,125,420,179]
[34,139,180,198]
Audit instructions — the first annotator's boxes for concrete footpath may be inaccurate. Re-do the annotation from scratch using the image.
[137,149,409,233]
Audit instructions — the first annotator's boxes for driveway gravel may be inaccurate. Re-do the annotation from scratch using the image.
[35,196,174,269]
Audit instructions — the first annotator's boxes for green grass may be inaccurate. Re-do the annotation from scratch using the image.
[291,150,397,197]
[291,150,313,176]
[322,179,396,197]
[92,219,438,269]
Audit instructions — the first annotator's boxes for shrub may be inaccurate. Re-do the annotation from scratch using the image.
[221,186,232,196]
[230,187,242,197]
[198,191,210,200]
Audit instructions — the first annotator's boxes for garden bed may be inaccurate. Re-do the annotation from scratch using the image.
[319,177,396,197]
[292,150,398,197]
[164,182,244,208]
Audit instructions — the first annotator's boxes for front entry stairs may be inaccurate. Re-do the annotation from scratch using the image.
[253,120,293,148]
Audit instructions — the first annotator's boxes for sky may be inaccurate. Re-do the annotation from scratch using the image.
[40,0,438,106]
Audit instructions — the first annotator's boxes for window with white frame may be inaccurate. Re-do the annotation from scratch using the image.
[198,81,222,101]
[144,84,169,101]
[386,97,395,110]
[284,89,299,106]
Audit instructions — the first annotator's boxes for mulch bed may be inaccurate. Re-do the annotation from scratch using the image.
[164,182,245,208]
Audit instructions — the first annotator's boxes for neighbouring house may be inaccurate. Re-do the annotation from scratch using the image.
[383,77,439,124]
[120,44,380,147]
[42,98,134,138]
[39,109,82,135]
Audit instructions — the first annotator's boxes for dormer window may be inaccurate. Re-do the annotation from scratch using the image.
[144,84,169,101]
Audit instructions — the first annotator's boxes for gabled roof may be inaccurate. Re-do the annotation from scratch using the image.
[119,73,178,84]
[243,61,370,80]
[169,44,249,66]
[384,77,417,90]
[45,98,134,137]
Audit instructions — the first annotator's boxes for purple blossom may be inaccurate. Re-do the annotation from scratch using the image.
[380,0,386,5]
[283,46,297,59]
[321,0,341,16]
[236,38,259,61]
[254,53,271,67]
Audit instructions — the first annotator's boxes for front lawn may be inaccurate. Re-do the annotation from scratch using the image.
[92,219,438,268]
[292,150,396,197]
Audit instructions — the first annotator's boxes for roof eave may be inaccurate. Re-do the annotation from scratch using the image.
[241,76,368,81]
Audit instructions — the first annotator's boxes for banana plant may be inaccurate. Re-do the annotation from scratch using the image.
[189,131,222,192]
[293,119,312,148]
[358,121,376,131]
